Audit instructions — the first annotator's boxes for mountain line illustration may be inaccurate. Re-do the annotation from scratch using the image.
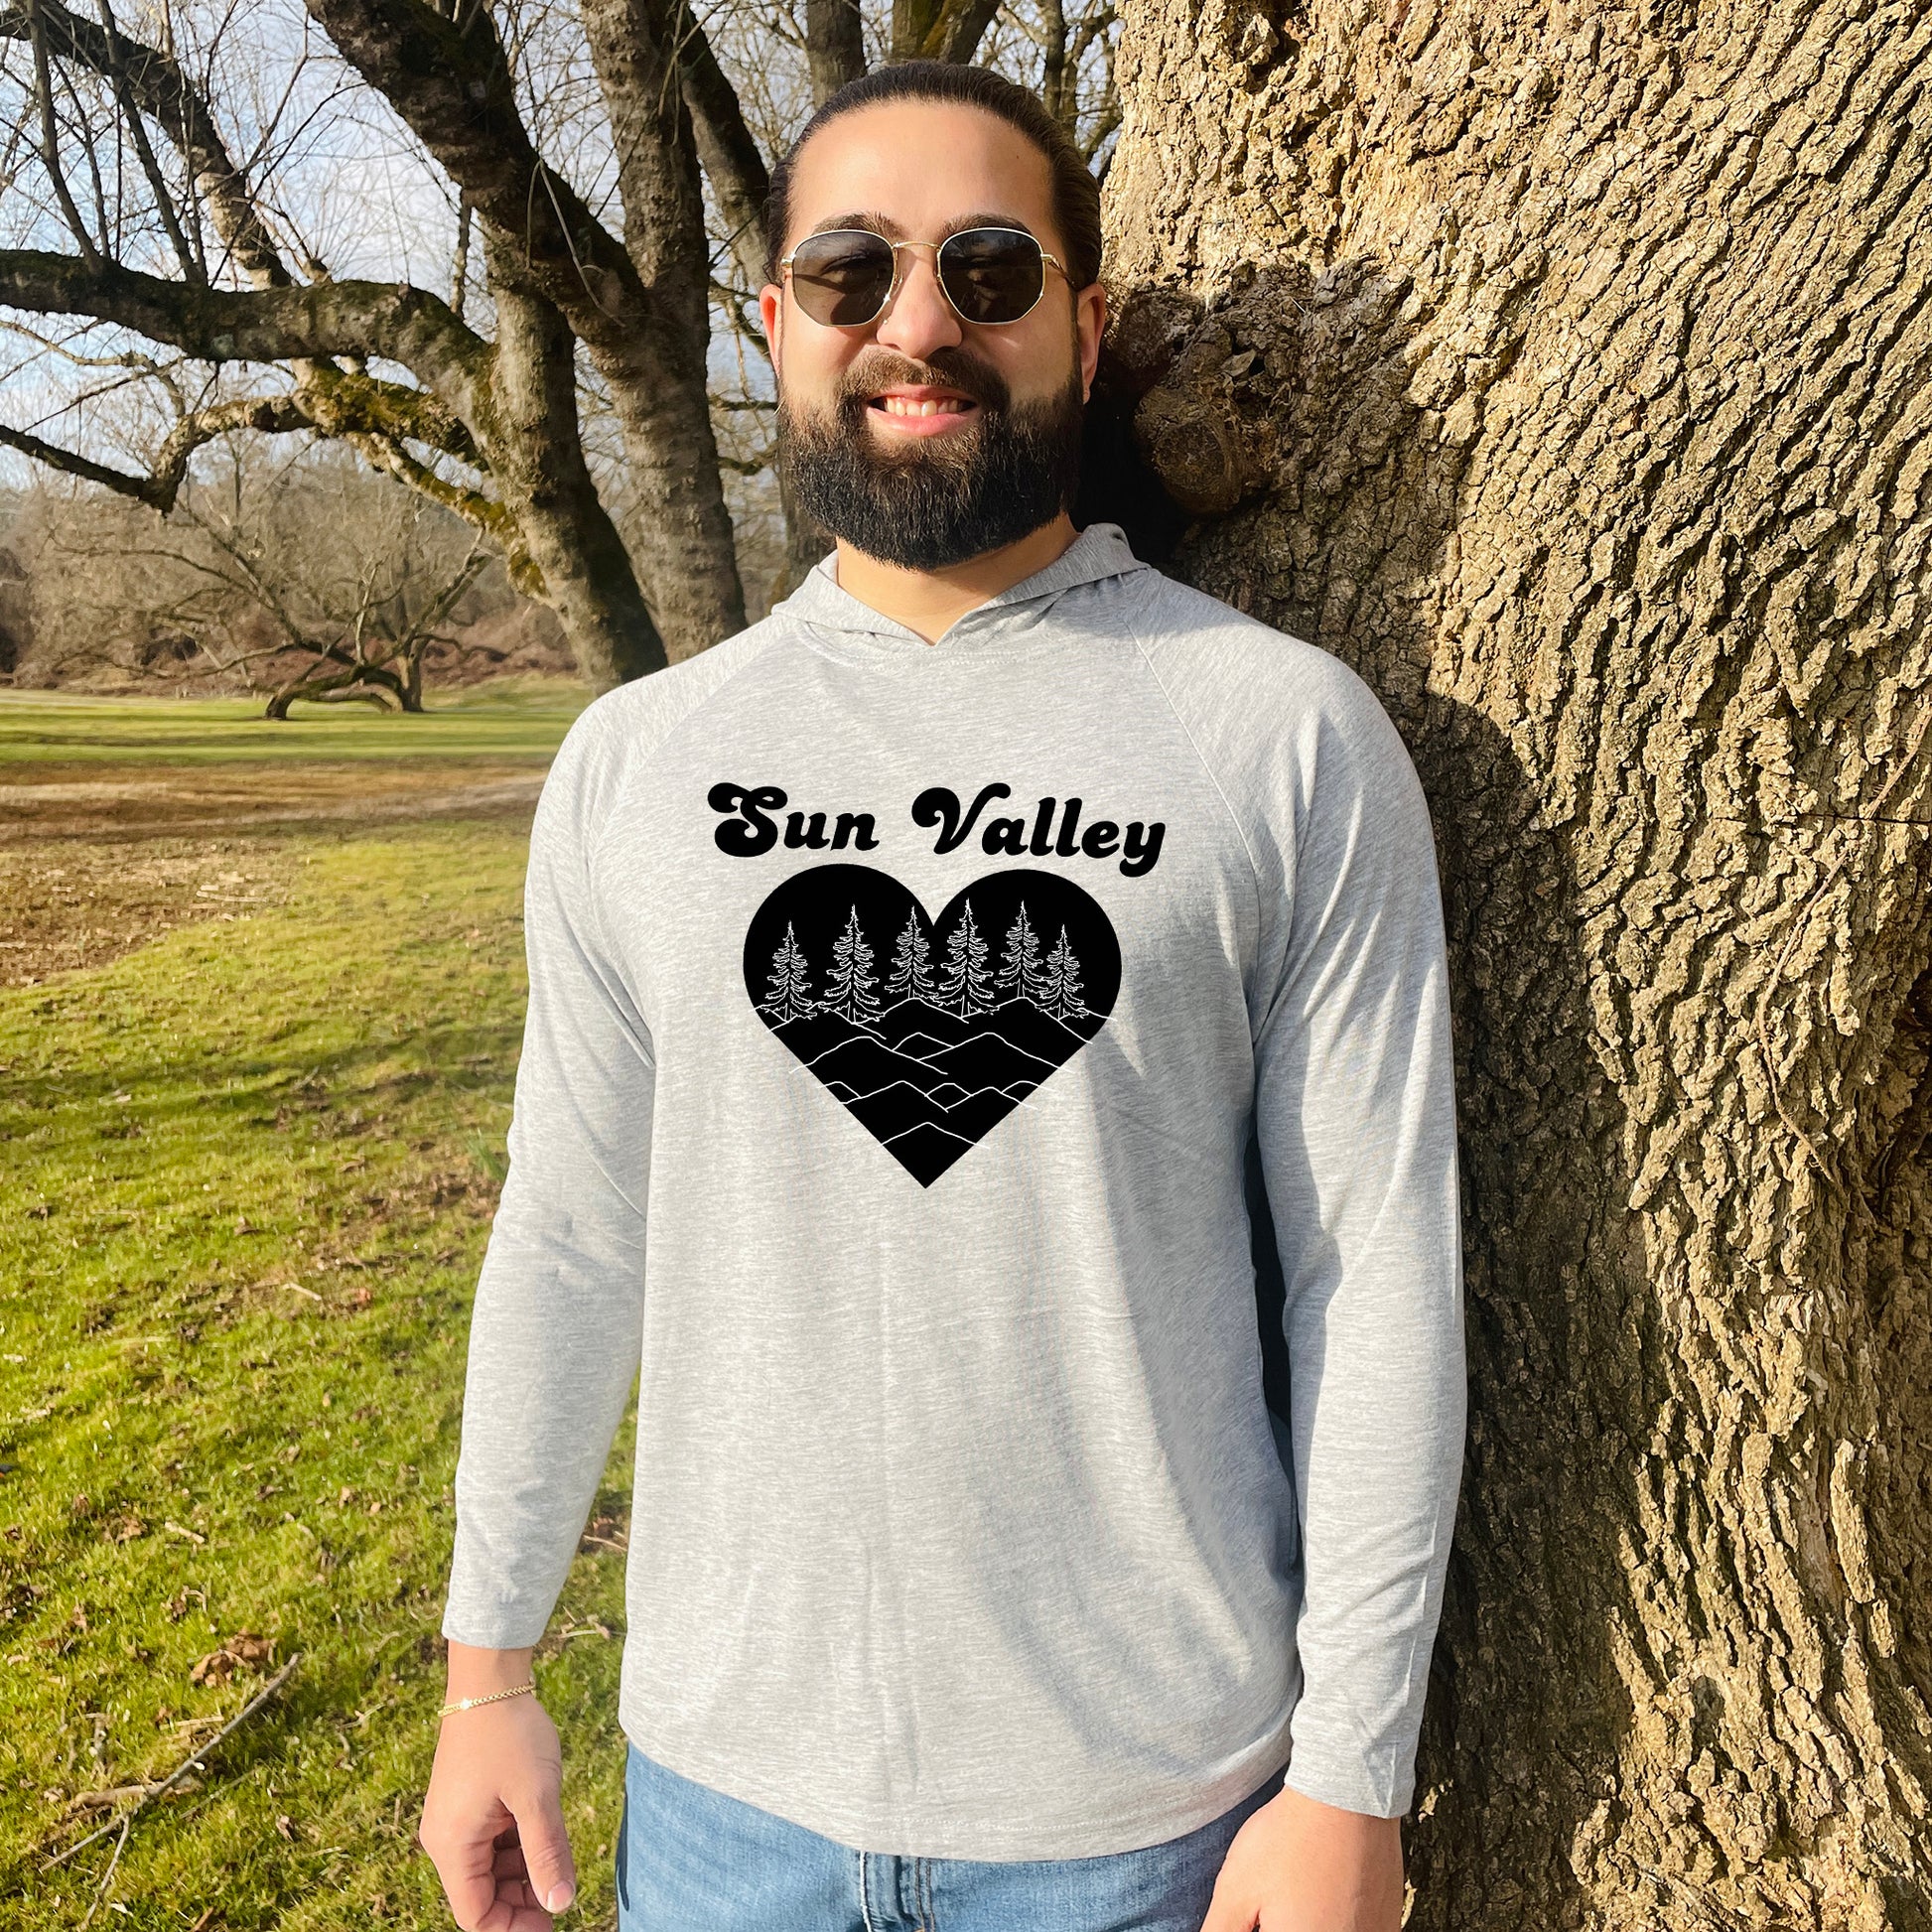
[743,863,1122,1185]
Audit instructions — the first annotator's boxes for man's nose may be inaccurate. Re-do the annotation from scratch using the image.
[871,243,963,360]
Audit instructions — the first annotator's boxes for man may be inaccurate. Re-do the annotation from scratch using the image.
[420,59,1465,1932]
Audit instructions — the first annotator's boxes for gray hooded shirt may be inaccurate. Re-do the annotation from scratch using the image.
[441,520,1466,1860]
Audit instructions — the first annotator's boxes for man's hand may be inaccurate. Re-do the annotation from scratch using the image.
[420,1644,578,1929]
[1199,1783,1404,1932]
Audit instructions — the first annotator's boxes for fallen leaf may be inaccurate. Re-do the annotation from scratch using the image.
[190,1630,274,1684]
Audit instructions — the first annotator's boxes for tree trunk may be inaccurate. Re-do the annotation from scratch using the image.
[807,0,866,102]
[575,0,749,662]
[479,230,669,688]
[1101,1,1932,1925]
[303,0,748,663]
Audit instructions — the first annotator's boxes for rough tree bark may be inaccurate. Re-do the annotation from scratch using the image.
[1100,0,1932,1925]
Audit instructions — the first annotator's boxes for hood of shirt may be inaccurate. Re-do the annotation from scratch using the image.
[769,519,1155,657]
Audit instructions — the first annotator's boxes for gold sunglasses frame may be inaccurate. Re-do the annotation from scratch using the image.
[778,225,1070,329]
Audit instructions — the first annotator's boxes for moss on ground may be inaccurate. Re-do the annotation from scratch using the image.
[1,817,632,1929]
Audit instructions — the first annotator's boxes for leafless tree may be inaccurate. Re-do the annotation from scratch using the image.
[0,0,1120,696]
[13,443,510,709]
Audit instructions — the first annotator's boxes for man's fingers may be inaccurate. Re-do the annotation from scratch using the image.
[506,1786,578,1916]
[1196,1872,1260,1932]
[424,1803,515,1931]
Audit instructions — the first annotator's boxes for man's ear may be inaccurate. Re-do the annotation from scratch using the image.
[1078,282,1108,401]
[759,283,784,383]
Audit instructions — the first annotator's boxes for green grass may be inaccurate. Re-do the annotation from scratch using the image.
[0,680,591,768]
[0,821,632,1928]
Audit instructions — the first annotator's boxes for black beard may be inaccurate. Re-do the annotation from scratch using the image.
[775,355,1086,572]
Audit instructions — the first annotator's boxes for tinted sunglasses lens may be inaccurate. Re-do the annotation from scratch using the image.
[940,228,1045,323]
[789,231,896,325]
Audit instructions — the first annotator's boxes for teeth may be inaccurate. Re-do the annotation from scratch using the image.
[879,396,969,416]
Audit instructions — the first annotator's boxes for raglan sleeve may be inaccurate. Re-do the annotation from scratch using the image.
[441,705,656,1649]
[1251,668,1466,1820]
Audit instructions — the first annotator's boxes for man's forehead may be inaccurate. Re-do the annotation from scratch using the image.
[786,103,1058,243]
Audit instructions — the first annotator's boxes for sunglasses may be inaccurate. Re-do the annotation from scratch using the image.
[779,225,1070,329]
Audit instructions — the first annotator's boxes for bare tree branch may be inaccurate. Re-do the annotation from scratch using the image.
[0,0,288,285]
[87,0,203,282]
[450,190,470,319]
[674,0,769,289]
[932,0,1002,64]
[299,0,655,350]
[890,0,1001,65]
[54,52,113,252]
[0,247,492,407]
[296,363,482,464]
[1038,0,1068,130]
[805,0,862,105]
[0,394,477,536]
[0,417,185,506]
[0,313,175,380]
[346,432,516,549]
[23,0,101,262]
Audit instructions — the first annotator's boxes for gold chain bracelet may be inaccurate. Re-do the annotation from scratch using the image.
[439,1680,537,1719]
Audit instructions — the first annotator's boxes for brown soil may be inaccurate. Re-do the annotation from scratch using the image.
[0,759,543,987]
[0,759,545,845]
[0,837,296,987]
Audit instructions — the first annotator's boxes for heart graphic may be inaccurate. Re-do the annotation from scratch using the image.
[743,863,1122,1185]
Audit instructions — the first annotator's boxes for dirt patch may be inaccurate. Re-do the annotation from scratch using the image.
[0,839,297,987]
[0,759,546,845]
[0,754,546,985]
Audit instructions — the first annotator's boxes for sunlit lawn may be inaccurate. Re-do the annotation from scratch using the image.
[0,704,634,1928]
[0,680,587,768]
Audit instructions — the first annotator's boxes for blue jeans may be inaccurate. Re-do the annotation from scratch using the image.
[614,1740,1285,1932]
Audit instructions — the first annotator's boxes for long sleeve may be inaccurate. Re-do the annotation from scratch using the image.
[1253,680,1466,1820]
[442,709,656,1649]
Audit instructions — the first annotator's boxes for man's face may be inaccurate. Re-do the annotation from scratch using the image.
[759,100,1108,572]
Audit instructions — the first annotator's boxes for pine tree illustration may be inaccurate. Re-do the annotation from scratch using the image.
[995,901,1046,1005]
[1041,924,1091,1022]
[885,907,937,1004]
[761,920,817,1023]
[936,897,994,1019]
[822,903,883,1025]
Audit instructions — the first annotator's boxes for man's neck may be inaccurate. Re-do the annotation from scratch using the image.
[831,512,1080,645]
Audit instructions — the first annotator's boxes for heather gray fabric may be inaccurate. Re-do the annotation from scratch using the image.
[441,520,1466,1860]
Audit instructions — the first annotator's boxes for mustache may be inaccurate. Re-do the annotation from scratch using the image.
[835,350,1011,414]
